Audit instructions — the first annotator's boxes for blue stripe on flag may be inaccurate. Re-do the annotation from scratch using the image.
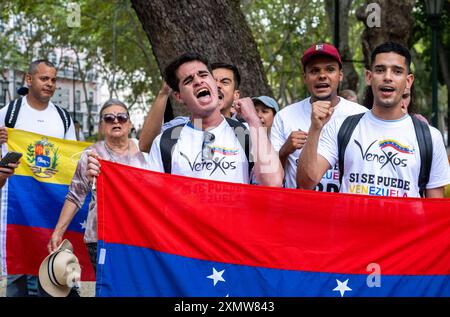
[6,175,90,232]
[95,241,450,297]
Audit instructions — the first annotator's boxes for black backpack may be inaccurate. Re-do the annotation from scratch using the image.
[337,113,433,197]
[160,118,253,177]
[5,97,71,134]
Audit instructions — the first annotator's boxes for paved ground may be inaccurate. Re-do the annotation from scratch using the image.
[0,276,95,297]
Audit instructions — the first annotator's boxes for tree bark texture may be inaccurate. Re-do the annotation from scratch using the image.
[131,0,272,116]
[438,41,450,142]
[325,0,359,91]
[356,0,415,69]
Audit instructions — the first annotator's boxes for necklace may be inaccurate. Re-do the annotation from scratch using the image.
[104,140,131,165]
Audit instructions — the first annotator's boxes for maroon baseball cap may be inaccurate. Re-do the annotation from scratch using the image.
[301,43,342,69]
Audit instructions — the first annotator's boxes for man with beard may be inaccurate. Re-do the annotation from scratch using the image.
[297,42,450,198]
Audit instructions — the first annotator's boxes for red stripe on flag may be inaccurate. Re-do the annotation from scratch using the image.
[6,224,95,281]
[97,160,450,276]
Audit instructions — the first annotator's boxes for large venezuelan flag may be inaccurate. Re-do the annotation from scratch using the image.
[1,128,95,281]
[96,161,450,297]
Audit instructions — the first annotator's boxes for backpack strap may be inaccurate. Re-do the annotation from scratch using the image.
[159,118,254,177]
[4,98,71,135]
[54,105,72,134]
[225,118,254,177]
[4,97,23,128]
[337,112,365,185]
[411,115,433,197]
[160,123,185,174]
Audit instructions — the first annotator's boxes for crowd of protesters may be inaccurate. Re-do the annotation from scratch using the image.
[1,41,449,297]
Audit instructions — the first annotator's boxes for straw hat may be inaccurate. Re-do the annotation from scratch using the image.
[38,239,81,297]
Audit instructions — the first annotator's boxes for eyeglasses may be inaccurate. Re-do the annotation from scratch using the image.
[202,132,215,161]
[102,113,129,124]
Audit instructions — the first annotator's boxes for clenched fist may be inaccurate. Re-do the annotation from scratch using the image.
[310,100,335,131]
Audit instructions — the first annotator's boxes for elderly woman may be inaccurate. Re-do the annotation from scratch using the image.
[47,99,148,271]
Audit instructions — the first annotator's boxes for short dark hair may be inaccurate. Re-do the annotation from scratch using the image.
[28,59,56,74]
[164,52,211,92]
[211,62,241,90]
[370,42,411,72]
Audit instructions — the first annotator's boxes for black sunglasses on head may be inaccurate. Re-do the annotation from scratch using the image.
[102,113,129,124]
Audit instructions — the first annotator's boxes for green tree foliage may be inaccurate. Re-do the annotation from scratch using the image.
[0,0,159,110]
[2,0,448,135]
[242,0,332,107]
[412,0,450,127]
[242,0,374,107]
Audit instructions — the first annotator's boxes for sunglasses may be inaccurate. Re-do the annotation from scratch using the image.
[202,132,215,161]
[102,113,129,124]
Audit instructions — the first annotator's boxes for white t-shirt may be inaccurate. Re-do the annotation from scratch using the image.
[0,96,76,140]
[318,111,450,197]
[148,118,249,184]
[270,97,368,190]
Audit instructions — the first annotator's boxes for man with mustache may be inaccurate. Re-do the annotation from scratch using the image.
[270,43,367,190]
[297,42,450,198]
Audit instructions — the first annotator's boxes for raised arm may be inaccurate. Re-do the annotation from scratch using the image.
[297,100,334,189]
[138,82,171,153]
[234,98,283,187]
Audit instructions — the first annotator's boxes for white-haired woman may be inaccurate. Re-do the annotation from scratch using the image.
[47,99,148,272]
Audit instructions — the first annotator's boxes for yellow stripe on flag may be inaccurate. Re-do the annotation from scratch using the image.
[6,128,92,185]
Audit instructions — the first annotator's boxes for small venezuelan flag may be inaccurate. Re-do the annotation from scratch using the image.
[1,128,95,281]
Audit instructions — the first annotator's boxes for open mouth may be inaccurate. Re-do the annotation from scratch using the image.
[379,86,395,97]
[218,90,224,100]
[315,83,330,90]
[112,126,122,131]
[380,86,395,93]
[196,88,211,99]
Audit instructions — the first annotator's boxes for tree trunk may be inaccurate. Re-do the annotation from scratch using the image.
[131,0,272,116]
[437,41,450,145]
[74,50,93,137]
[356,0,415,69]
[325,0,359,91]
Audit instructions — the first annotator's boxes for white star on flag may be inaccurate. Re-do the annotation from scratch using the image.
[207,267,225,286]
[333,279,352,297]
[80,220,87,230]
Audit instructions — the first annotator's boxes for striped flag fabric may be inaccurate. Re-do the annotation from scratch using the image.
[1,128,95,281]
[95,160,450,297]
